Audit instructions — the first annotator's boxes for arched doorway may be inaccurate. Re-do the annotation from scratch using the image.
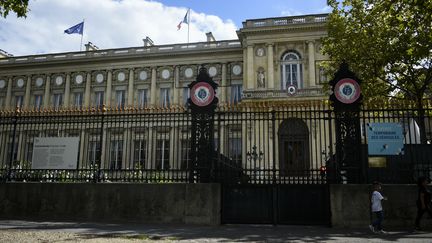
[278,118,310,176]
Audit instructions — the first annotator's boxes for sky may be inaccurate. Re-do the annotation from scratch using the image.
[0,0,329,57]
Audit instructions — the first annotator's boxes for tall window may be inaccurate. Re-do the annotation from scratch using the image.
[87,138,101,166]
[115,90,125,109]
[95,91,104,109]
[183,88,189,106]
[231,84,243,104]
[281,52,303,89]
[156,138,170,170]
[133,137,147,169]
[228,137,242,166]
[6,136,18,164]
[53,93,63,110]
[34,95,43,111]
[74,92,83,108]
[180,139,191,169]
[137,89,148,108]
[160,88,170,108]
[110,139,123,170]
[15,95,23,108]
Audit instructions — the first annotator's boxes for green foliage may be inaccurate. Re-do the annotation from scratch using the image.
[0,0,29,18]
[322,0,432,104]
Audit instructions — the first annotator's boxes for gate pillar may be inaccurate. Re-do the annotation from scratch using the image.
[188,67,218,183]
[329,62,364,183]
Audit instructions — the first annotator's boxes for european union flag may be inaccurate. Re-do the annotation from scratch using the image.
[64,22,84,35]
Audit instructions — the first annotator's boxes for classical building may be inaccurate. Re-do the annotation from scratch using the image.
[0,14,331,181]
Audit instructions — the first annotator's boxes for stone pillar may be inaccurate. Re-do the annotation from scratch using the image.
[150,68,157,106]
[308,41,316,88]
[173,66,180,106]
[221,63,227,103]
[5,77,12,109]
[105,70,112,108]
[127,69,134,106]
[84,73,91,108]
[43,75,51,109]
[267,43,275,89]
[247,45,254,90]
[64,73,71,108]
[24,76,31,109]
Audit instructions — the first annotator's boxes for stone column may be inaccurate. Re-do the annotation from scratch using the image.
[127,69,134,107]
[43,75,51,109]
[247,45,254,90]
[267,43,275,89]
[5,77,12,109]
[24,76,31,109]
[173,66,180,106]
[221,63,227,103]
[308,40,316,88]
[105,70,112,108]
[84,73,91,108]
[150,68,157,106]
[64,73,71,108]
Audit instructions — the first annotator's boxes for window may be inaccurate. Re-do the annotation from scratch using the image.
[137,89,148,108]
[34,95,43,111]
[6,136,18,165]
[87,139,101,166]
[180,139,191,169]
[15,95,23,108]
[133,138,147,169]
[95,91,104,109]
[228,137,242,166]
[156,138,170,170]
[183,88,189,106]
[74,92,83,108]
[230,84,243,104]
[160,88,170,108]
[24,133,37,162]
[53,93,63,110]
[110,139,123,170]
[115,90,125,109]
[281,52,303,89]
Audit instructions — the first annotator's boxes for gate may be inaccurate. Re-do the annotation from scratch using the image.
[221,184,330,225]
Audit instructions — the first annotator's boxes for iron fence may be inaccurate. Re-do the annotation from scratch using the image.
[0,101,431,184]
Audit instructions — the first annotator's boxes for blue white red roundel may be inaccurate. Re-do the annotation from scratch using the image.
[191,82,215,107]
[334,78,361,104]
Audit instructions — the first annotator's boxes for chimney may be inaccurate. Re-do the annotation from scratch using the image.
[85,42,99,51]
[206,32,216,42]
[0,49,13,58]
[143,36,154,47]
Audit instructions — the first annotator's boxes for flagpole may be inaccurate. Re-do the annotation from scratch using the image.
[80,19,85,51]
[187,8,190,44]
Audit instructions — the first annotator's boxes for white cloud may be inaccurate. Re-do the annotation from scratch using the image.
[280,9,303,17]
[0,0,238,56]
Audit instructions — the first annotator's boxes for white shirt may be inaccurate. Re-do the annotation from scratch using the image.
[371,191,384,212]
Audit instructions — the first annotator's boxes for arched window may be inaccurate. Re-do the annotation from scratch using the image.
[281,51,303,90]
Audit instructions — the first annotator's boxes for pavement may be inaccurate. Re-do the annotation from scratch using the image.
[0,220,431,242]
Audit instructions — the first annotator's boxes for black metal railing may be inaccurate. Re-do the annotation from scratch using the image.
[0,100,431,184]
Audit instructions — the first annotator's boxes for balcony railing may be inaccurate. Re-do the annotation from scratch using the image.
[0,40,242,65]
[243,14,328,28]
[242,87,326,99]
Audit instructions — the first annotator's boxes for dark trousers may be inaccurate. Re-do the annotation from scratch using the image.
[415,206,432,228]
[372,211,383,231]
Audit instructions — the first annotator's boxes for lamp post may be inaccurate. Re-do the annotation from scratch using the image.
[246,145,264,180]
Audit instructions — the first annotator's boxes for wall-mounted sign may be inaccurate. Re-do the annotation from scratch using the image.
[368,157,387,168]
[32,137,79,169]
[367,123,404,155]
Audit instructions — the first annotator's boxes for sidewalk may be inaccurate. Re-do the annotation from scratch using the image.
[0,220,431,242]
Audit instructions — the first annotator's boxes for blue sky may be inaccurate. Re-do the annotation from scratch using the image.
[0,0,329,56]
[159,0,330,26]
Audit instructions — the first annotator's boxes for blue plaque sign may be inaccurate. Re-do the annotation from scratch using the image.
[367,123,404,155]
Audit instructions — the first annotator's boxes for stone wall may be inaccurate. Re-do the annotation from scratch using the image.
[330,184,431,229]
[0,183,220,225]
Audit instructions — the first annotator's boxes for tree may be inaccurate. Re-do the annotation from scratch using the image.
[0,0,29,18]
[322,0,432,143]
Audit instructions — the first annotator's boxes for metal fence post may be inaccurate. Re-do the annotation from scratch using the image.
[95,105,106,183]
[7,107,20,182]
